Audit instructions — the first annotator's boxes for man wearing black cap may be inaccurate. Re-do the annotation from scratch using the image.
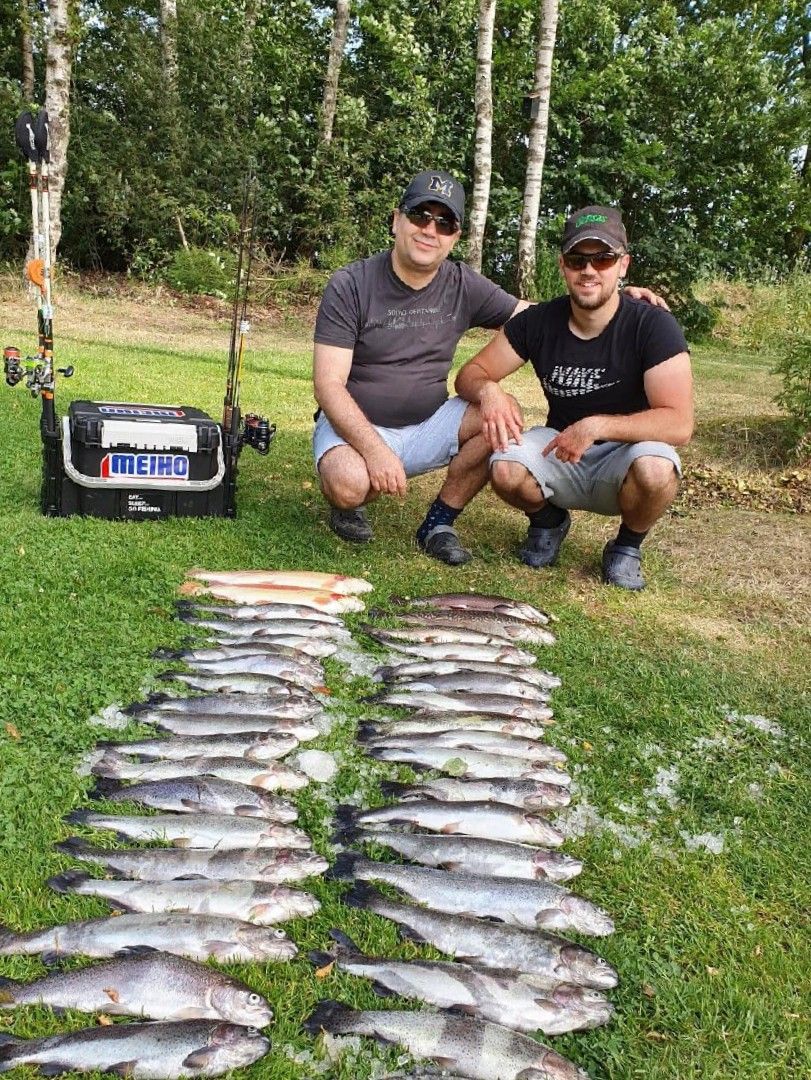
[313,177,667,567]
[455,204,693,589]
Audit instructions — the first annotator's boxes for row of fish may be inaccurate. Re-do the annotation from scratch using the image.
[0,568,373,1078]
[305,592,613,1079]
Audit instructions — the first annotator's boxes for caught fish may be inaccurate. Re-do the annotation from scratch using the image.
[366,715,550,741]
[159,671,324,696]
[387,610,556,646]
[364,744,571,785]
[0,1021,270,1079]
[376,659,561,690]
[56,838,328,883]
[379,672,552,701]
[178,580,365,612]
[173,655,325,688]
[369,690,554,723]
[380,777,571,812]
[304,1000,589,1080]
[208,633,339,658]
[331,853,613,935]
[48,871,320,925]
[143,713,322,739]
[63,808,312,848]
[176,600,344,625]
[344,884,618,988]
[360,728,565,764]
[335,800,564,847]
[0,953,274,1025]
[93,731,301,763]
[368,638,537,666]
[364,625,524,649]
[90,752,310,791]
[186,567,373,594]
[176,614,347,646]
[0,912,297,965]
[126,691,319,718]
[343,830,582,882]
[88,777,298,820]
[311,929,613,1035]
[156,641,339,664]
[391,592,552,625]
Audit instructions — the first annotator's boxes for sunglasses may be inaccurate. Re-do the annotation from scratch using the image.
[402,206,459,236]
[562,250,623,271]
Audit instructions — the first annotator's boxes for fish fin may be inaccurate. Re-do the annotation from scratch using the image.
[103,1062,139,1077]
[378,781,408,798]
[62,809,90,826]
[308,950,335,969]
[46,870,90,893]
[173,874,209,881]
[31,1062,84,1077]
[356,723,381,742]
[324,851,359,883]
[444,1004,478,1017]
[370,981,396,999]
[303,999,357,1036]
[333,805,356,831]
[54,837,93,856]
[327,928,363,955]
[113,945,158,958]
[40,951,67,967]
[182,1048,216,1070]
[233,805,258,816]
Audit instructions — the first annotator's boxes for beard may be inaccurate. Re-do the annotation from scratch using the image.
[569,279,616,310]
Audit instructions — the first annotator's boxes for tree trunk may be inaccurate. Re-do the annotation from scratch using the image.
[21,0,35,101]
[158,0,179,103]
[43,0,74,257]
[515,0,559,299]
[320,0,350,146]
[467,0,496,274]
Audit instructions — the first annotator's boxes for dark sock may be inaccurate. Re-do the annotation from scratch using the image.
[417,498,461,544]
[615,523,648,549]
[527,503,568,529]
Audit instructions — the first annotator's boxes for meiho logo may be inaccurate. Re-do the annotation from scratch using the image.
[576,213,608,227]
[100,453,190,479]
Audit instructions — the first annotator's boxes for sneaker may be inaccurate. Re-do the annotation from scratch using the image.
[329,506,373,543]
[419,525,472,566]
[601,541,645,590]
[519,512,571,568]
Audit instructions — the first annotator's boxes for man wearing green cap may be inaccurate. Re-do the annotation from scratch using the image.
[455,204,693,590]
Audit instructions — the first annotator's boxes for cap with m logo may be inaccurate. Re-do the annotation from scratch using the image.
[400,169,465,228]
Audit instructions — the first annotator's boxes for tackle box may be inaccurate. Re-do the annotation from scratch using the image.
[57,400,226,519]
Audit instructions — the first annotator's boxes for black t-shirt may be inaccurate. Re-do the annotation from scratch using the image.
[314,251,517,427]
[504,295,689,430]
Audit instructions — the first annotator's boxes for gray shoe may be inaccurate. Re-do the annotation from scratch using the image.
[602,541,645,590]
[519,513,571,568]
[420,525,472,566]
[329,506,373,543]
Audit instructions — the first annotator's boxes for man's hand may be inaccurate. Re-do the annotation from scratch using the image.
[364,443,408,497]
[542,417,602,464]
[624,285,670,310]
[479,382,525,452]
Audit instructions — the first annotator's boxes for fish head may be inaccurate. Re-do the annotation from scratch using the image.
[214,987,274,1027]
[559,945,619,989]
[517,1049,592,1078]
[550,985,615,1026]
[208,1024,271,1069]
[560,895,616,936]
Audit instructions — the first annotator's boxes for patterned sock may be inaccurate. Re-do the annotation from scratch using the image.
[527,503,568,529]
[417,498,461,545]
[615,523,649,549]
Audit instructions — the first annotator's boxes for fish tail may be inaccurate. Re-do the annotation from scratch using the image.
[0,1033,23,1069]
[62,809,91,827]
[47,870,91,894]
[0,976,20,995]
[374,665,395,682]
[54,837,94,856]
[88,777,124,800]
[342,882,382,912]
[328,928,363,956]
[333,805,357,832]
[378,781,409,798]
[303,999,359,1037]
[152,647,182,660]
[388,596,408,607]
[356,723,381,742]
[156,672,176,683]
[324,850,360,883]
[308,949,335,969]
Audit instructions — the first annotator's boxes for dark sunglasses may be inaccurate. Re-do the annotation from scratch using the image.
[562,250,624,271]
[401,206,459,236]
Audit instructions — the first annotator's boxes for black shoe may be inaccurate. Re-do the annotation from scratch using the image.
[419,525,472,566]
[519,512,571,568]
[602,541,645,590]
[329,506,373,543]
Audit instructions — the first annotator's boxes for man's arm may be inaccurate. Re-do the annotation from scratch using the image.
[508,289,669,319]
[542,353,694,464]
[313,343,407,495]
[455,329,527,452]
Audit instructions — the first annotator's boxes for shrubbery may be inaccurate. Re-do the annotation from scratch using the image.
[162,247,236,300]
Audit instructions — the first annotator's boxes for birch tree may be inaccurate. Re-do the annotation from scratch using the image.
[43,0,74,255]
[20,0,35,100]
[467,0,496,274]
[515,0,559,299]
[320,0,350,145]
[158,0,179,104]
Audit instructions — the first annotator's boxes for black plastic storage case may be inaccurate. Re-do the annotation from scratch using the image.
[59,400,226,519]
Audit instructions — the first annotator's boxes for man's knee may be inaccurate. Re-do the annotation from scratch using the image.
[626,455,679,498]
[318,446,370,507]
[491,459,534,498]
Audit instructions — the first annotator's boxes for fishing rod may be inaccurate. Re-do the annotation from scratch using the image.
[5,108,73,514]
[221,173,274,518]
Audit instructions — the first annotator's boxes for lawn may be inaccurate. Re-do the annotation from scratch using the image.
[0,280,808,1079]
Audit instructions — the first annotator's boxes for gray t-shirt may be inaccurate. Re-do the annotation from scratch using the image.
[314,250,517,427]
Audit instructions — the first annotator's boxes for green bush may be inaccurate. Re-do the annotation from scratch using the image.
[773,333,811,452]
[162,246,236,299]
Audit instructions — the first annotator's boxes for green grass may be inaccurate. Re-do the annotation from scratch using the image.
[0,287,808,1079]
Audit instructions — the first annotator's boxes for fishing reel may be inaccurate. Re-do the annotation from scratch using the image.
[242,413,275,455]
[4,346,24,387]
[4,346,73,396]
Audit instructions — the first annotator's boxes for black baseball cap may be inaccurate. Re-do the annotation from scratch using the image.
[561,205,627,253]
[399,170,465,228]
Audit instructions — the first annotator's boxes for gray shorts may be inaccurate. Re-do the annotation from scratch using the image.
[313,396,470,477]
[490,426,682,516]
